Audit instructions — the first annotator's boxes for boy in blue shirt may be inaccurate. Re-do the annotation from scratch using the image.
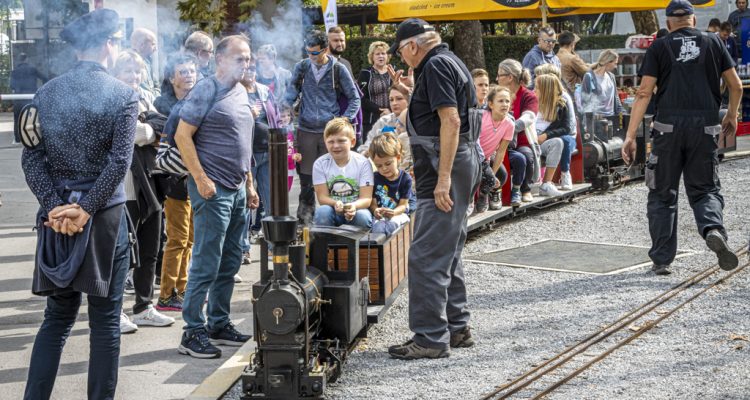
[369,132,415,235]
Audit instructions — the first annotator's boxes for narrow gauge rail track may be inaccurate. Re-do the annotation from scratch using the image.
[481,247,749,400]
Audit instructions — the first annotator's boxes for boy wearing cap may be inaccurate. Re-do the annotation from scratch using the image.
[386,18,480,360]
[623,0,742,275]
[21,9,139,400]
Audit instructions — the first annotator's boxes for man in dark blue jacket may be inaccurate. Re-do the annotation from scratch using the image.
[10,53,46,144]
[284,30,360,225]
[22,9,138,399]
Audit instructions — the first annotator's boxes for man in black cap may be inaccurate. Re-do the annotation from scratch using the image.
[386,18,480,360]
[21,8,138,400]
[623,0,742,276]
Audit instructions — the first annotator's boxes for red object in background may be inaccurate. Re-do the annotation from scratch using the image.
[737,121,750,136]
[94,0,104,9]
[618,91,628,102]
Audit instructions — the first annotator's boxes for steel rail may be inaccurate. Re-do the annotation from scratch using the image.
[481,247,748,400]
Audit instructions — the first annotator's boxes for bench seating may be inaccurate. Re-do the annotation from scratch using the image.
[325,221,411,304]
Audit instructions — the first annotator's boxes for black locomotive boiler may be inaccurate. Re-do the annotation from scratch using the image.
[582,113,653,190]
[241,129,402,399]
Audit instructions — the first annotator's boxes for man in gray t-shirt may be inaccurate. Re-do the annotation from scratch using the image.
[174,35,259,359]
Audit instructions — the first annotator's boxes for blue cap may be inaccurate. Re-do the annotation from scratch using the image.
[665,0,694,17]
[60,9,123,51]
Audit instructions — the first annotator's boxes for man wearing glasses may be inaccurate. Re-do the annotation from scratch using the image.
[284,30,361,226]
[386,18,480,360]
[522,26,561,89]
[184,31,215,79]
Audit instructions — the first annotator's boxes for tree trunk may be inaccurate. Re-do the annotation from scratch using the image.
[452,20,485,71]
[630,11,659,35]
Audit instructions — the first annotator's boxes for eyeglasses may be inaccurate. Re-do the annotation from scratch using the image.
[396,41,412,58]
[307,49,324,56]
[542,39,558,44]
[177,68,197,77]
[199,49,214,56]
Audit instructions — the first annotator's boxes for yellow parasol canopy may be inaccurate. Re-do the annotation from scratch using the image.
[377,0,716,23]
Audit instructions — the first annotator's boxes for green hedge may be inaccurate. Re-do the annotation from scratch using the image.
[343,34,630,74]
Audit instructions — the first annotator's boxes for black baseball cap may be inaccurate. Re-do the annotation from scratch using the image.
[60,9,123,51]
[665,0,694,17]
[389,18,435,55]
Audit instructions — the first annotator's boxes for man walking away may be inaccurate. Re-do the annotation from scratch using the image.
[623,0,741,276]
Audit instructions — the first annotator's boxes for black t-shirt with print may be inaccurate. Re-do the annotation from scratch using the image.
[639,27,735,112]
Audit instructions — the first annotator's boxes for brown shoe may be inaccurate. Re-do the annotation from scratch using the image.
[388,340,450,360]
[450,326,475,348]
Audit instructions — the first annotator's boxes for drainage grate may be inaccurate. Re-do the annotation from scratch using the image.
[466,239,691,275]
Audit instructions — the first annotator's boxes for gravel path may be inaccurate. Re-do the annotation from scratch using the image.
[225,156,750,400]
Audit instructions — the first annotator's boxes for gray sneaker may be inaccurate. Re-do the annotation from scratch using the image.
[651,264,671,275]
[388,340,450,360]
[705,230,739,271]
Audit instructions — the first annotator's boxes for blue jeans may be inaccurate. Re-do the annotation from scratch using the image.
[242,152,270,252]
[313,205,373,229]
[184,178,248,333]
[25,209,130,400]
[559,135,577,173]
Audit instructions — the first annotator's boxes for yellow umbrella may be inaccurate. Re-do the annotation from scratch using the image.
[377,0,715,24]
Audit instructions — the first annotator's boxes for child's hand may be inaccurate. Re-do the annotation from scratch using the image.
[293,153,302,162]
[374,207,383,219]
[334,201,344,214]
[382,208,395,219]
[343,203,356,221]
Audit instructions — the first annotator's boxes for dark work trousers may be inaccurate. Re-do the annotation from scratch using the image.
[126,200,162,314]
[508,150,527,186]
[513,146,535,192]
[297,130,327,225]
[646,127,725,266]
[25,210,130,400]
[408,143,480,349]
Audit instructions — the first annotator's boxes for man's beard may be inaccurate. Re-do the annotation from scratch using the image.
[329,47,344,56]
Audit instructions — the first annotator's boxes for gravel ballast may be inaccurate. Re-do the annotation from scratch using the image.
[225,156,750,400]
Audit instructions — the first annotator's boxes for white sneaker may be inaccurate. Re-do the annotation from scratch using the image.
[466,202,475,217]
[120,311,138,334]
[539,182,563,197]
[234,274,243,283]
[521,192,534,202]
[131,305,175,327]
[560,172,573,190]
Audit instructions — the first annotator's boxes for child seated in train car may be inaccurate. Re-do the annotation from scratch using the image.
[280,107,301,191]
[479,86,516,209]
[368,132,415,236]
[312,118,374,229]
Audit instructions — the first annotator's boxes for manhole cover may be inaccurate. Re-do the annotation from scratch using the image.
[466,239,691,275]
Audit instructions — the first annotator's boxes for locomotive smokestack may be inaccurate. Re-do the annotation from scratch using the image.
[268,128,289,217]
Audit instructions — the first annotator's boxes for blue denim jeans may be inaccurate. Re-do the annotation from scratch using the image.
[559,135,577,173]
[313,205,373,229]
[184,178,248,333]
[242,152,270,252]
[25,209,130,400]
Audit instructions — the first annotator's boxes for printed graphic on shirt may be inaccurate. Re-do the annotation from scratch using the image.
[375,184,399,209]
[676,36,700,62]
[328,176,359,204]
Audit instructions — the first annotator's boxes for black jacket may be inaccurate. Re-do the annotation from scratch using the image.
[358,67,392,126]
[542,103,573,139]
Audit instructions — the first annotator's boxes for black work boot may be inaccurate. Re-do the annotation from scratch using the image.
[705,230,739,271]
[651,264,671,275]
[388,340,449,360]
[450,326,475,348]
